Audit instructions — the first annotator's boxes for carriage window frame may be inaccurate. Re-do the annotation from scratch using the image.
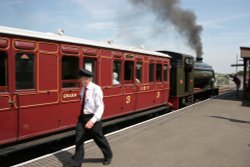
[163,64,168,81]
[15,53,35,90]
[156,63,162,82]
[0,52,8,92]
[124,60,134,84]
[83,57,97,83]
[113,60,121,85]
[149,63,155,83]
[136,62,143,84]
[62,55,79,88]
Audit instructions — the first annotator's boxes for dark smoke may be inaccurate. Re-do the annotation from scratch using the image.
[128,0,203,58]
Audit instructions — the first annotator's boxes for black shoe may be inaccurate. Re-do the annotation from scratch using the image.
[103,159,112,165]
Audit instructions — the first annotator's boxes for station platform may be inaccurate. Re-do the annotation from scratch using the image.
[14,90,250,167]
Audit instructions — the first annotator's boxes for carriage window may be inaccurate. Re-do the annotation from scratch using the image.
[113,60,121,85]
[0,52,8,92]
[156,64,162,81]
[124,61,134,83]
[62,56,79,88]
[16,53,35,90]
[84,58,97,83]
[163,64,168,81]
[136,62,142,84]
[149,63,154,82]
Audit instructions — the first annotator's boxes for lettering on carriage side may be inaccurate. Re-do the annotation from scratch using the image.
[140,85,150,91]
[63,93,77,99]
[156,91,160,98]
[125,53,134,59]
[126,95,131,104]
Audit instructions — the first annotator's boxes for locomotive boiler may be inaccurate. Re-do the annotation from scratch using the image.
[193,59,215,90]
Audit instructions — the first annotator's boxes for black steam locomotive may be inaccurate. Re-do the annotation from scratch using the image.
[158,51,218,109]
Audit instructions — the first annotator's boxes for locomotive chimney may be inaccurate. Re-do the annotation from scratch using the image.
[196,57,203,62]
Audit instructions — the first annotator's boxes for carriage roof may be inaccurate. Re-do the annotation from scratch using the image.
[0,26,170,58]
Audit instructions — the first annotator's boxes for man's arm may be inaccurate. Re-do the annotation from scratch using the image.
[91,87,104,123]
[85,87,104,129]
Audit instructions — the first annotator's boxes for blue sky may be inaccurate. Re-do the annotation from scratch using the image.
[0,0,249,73]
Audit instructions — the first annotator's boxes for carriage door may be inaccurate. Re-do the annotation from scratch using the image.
[135,61,144,110]
[184,57,193,93]
[0,49,18,144]
[123,60,136,113]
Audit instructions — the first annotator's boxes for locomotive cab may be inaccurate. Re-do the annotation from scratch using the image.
[158,51,194,96]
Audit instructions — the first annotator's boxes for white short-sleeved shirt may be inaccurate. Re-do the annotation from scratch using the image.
[80,82,104,123]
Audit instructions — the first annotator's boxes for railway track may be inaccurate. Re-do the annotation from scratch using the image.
[218,86,235,94]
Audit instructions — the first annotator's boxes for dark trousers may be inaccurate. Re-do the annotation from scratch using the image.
[71,114,112,167]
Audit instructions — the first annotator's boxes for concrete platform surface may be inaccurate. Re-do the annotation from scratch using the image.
[16,91,250,167]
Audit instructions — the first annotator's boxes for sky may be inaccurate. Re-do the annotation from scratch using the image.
[0,0,249,73]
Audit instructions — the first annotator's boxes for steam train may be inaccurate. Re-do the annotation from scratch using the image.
[0,26,218,152]
[159,51,218,110]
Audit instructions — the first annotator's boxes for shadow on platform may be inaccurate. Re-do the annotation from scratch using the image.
[214,90,250,107]
[210,116,250,124]
[83,158,104,163]
[54,151,73,167]
[54,150,104,167]
[242,99,250,107]
[214,90,242,101]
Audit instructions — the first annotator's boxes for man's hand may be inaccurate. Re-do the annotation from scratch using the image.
[85,120,94,129]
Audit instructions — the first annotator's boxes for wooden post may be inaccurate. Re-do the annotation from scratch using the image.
[243,58,247,99]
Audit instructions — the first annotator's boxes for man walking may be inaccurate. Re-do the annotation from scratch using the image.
[232,74,241,96]
[71,69,113,167]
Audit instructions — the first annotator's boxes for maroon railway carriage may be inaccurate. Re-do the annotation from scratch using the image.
[0,26,171,145]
